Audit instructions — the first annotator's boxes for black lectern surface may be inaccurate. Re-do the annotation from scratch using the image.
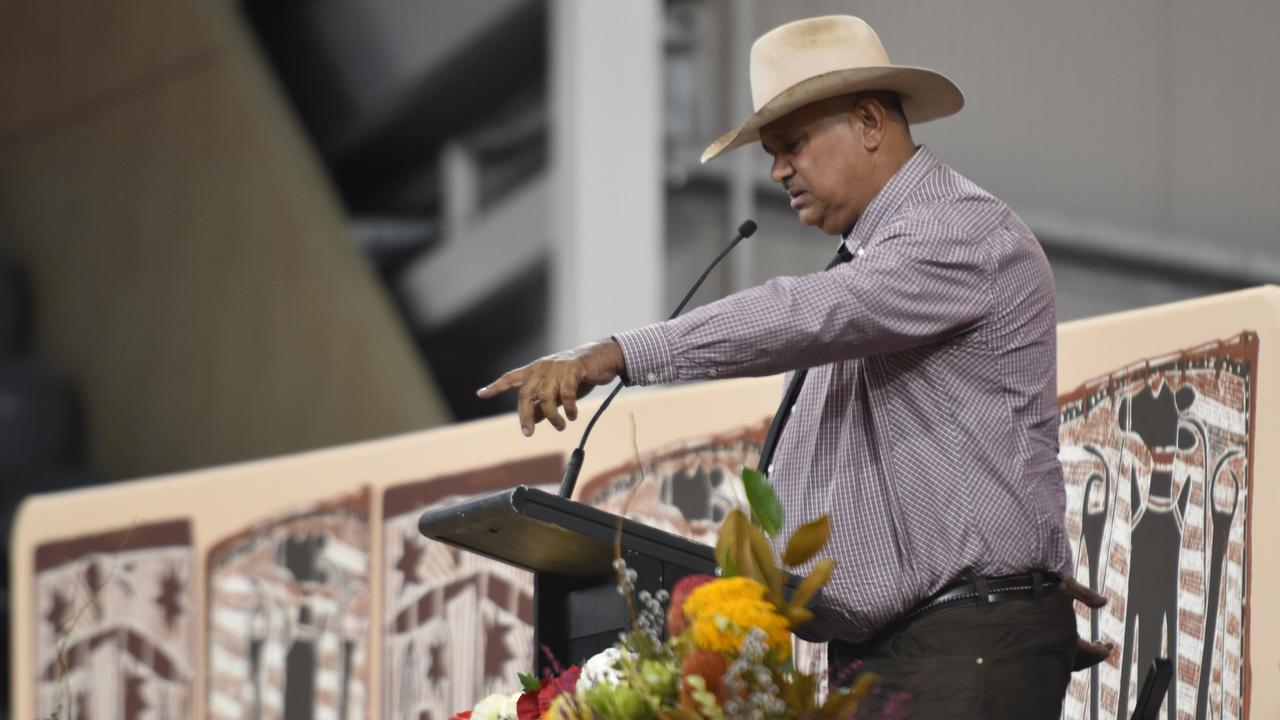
[418,485,719,578]
[418,485,720,673]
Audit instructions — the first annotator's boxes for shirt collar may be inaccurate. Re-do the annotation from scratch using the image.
[841,144,939,253]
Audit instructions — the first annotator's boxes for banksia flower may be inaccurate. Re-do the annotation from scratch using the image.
[679,650,730,710]
[666,573,714,636]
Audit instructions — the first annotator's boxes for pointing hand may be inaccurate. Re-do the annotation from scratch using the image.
[476,340,627,436]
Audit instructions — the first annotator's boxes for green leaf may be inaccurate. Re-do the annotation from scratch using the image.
[741,467,783,538]
[744,521,784,604]
[781,671,815,711]
[683,676,724,720]
[730,515,765,586]
[781,605,814,626]
[719,549,739,577]
[782,515,830,567]
[517,672,541,693]
[790,558,836,609]
[715,510,745,576]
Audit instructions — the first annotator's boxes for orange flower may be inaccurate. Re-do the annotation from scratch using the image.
[682,577,791,660]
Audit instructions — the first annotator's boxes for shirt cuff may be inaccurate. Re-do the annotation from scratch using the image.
[612,323,677,386]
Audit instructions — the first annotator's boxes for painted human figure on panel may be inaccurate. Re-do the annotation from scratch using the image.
[1115,383,1194,719]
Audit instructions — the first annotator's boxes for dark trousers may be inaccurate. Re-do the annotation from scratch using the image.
[829,590,1078,719]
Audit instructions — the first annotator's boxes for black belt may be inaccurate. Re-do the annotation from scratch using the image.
[905,571,1062,621]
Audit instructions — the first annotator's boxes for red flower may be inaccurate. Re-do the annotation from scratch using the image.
[516,690,541,720]
[448,713,472,720]
[667,574,715,636]
[537,664,582,715]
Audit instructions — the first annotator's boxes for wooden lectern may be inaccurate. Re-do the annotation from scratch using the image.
[418,485,719,674]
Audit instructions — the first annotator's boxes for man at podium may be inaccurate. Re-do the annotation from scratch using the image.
[479,15,1107,719]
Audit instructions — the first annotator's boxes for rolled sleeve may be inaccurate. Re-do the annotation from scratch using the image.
[613,323,677,386]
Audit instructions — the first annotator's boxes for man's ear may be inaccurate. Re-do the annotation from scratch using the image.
[852,97,886,151]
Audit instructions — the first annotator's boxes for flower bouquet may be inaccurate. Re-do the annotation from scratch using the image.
[454,467,882,720]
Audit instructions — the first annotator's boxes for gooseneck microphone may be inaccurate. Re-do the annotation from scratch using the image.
[557,219,759,499]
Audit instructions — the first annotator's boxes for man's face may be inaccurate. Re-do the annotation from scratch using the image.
[759,96,874,236]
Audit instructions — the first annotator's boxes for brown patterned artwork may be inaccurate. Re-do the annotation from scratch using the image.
[1059,333,1257,720]
[381,454,562,720]
[206,489,372,720]
[33,520,194,720]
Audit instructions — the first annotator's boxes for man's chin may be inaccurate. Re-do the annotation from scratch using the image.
[797,209,844,236]
[795,207,822,229]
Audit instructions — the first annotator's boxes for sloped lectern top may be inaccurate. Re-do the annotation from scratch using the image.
[417,485,718,578]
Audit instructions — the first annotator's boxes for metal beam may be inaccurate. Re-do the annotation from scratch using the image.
[549,0,664,348]
[398,176,549,330]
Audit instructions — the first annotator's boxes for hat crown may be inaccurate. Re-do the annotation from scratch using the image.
[749,16,892,111]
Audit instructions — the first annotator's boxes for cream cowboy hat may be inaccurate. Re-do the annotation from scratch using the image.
[701,15,964,163]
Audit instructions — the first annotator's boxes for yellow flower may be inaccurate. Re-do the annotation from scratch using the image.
[681,577,791,660]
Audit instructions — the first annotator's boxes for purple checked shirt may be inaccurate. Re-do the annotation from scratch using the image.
[614,146,1073,642]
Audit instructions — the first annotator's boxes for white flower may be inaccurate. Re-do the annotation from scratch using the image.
[577,647,633,691]
[471,692,521,720]
[500,692,521,719]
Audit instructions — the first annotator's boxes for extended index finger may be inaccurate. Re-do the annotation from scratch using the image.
[476,368,527,399]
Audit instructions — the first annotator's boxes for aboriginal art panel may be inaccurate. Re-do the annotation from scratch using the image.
[1059,332,1257,720]
[381,455,561,720]
[206,489,372,720]
[32,519,194,720]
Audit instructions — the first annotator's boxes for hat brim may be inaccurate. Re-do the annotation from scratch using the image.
[700,66,964,163]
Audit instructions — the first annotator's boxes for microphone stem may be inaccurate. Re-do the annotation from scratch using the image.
[577,382,625,452]
[671,232,748,319]
[558,222,755,498]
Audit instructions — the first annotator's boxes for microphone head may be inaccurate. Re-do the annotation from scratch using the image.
[738,220,758,238]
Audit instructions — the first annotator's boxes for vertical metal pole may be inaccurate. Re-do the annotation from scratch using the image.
[550,0,664,348]
[726,1,757,292]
